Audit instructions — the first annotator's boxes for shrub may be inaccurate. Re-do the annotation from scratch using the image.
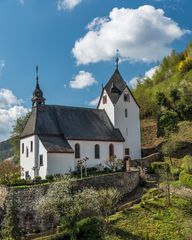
[170,166,182,180]
[46,175,54,182]
[182,155,192,174]
[179,171,192,188]
[151,162,169,172]
[0,161,21,186]
[76,217,103,240]
[158,111,179,136]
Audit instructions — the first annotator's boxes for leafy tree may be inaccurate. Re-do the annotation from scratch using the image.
[169,89,180,105]
[10,112,30,164]
[157,110,179,136]
[0,160,20,185]
[162,140,180,165]
[1,190,21,240]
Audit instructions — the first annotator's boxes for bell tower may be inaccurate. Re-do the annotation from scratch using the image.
[32,65,46,107]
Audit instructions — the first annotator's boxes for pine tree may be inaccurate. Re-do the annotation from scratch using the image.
[1,190,21,240]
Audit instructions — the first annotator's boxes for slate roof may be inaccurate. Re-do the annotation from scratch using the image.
[21,105,124,147]
[98,68,140,107]
[39,136,74,153]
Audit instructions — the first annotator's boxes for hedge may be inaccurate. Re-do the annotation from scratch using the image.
[179,171,192,188]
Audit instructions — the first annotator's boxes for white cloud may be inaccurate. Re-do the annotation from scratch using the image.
[0,89,28,141]
[0,60,5,75]
[88,96,100,106]
[72,5,190,65]
[0,89,22,108]
[57,0,82,10]
[129,66,159,88]
[69,71,97,89]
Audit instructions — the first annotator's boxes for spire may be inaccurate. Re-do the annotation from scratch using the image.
[32,65,45,107]
[36,64,39,85]
[115,49,119,69]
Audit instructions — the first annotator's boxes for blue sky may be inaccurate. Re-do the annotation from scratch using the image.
[0,0,191,141]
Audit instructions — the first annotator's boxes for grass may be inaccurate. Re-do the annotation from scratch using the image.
[105,194,192,240]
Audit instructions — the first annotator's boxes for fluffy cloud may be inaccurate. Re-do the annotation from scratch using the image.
[69,71,97,89]
[72,5,190,65]
[0,89,28,141]
[57,0,82,10]
[129,66,159,88]
[88,96,100,106]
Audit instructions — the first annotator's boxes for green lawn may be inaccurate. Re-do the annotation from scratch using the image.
[105,194,192,240]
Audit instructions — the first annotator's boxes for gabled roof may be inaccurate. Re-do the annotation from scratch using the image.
[39,136,74,153]
[98,68,140,108]
[21,105,124,143]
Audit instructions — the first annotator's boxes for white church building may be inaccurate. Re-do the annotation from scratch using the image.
[20,63,141,179]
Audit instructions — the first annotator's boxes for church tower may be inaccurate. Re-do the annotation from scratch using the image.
[97,55,141,160]
[32,65,45,107]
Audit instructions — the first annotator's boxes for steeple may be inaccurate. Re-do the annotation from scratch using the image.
[115,49,119,69]
[32,65,45,107]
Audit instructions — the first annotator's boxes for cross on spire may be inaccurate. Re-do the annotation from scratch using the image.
[115,49,119,69]
[36,64,39,84]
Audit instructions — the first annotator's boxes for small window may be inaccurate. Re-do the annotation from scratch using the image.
[124,93,130,102]
[109,144,114,157]
[126,128,128,136]
[125,148,130,156]
[30,141,33,152]
[40,155,43,166]
[22,143,24,154]
[125,109,128,118]
[75,143,80,158]
[95,144,100,159]
[26,147,29,158]
[103,95,107,104]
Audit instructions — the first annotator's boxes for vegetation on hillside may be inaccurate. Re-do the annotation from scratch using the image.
[0,139,13,161]
[134,42,192,121]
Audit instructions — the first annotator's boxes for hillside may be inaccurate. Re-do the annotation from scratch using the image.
[133,41,192,120]
[0,139,14,161]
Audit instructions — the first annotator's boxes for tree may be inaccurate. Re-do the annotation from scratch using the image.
[1,190,21,240]
[158,110,179,136]
[10,112,30,164]
[97,188,121,232]
[0,160,20,185]
[162,140,180,165]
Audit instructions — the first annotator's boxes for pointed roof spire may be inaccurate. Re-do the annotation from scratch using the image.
[32,65,45,107]
[36,64,39,85]
[115,49,119,69]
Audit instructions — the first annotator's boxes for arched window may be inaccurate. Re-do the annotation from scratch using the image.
[95,144,100,159]
[75,143,80,158]
[109,144,114,157]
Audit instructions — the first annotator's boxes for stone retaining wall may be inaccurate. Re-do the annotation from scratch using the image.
[0,170,140,233]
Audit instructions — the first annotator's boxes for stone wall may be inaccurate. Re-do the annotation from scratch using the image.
[0,171,140,233]
[134,152,161,168]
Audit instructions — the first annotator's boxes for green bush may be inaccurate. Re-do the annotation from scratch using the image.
[76,217,104,240]
[182,155,192,174]
[170,166,182,180]
[151,162,169,171]
[46,175,54,182]
[179,171,192,188]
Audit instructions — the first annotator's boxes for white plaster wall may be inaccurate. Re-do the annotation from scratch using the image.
[20,135,48,179]
[38,139,48,179]
[114,88,141,159]
[98,89,115,125]
[68,140,124,169]
[20,135,36,179]
[47,153,74,175]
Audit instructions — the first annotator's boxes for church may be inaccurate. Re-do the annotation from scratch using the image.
[20,62,141,179]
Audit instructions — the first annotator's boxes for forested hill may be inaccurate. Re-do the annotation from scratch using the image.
[0,139,14,161]
[133,41,192,119]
